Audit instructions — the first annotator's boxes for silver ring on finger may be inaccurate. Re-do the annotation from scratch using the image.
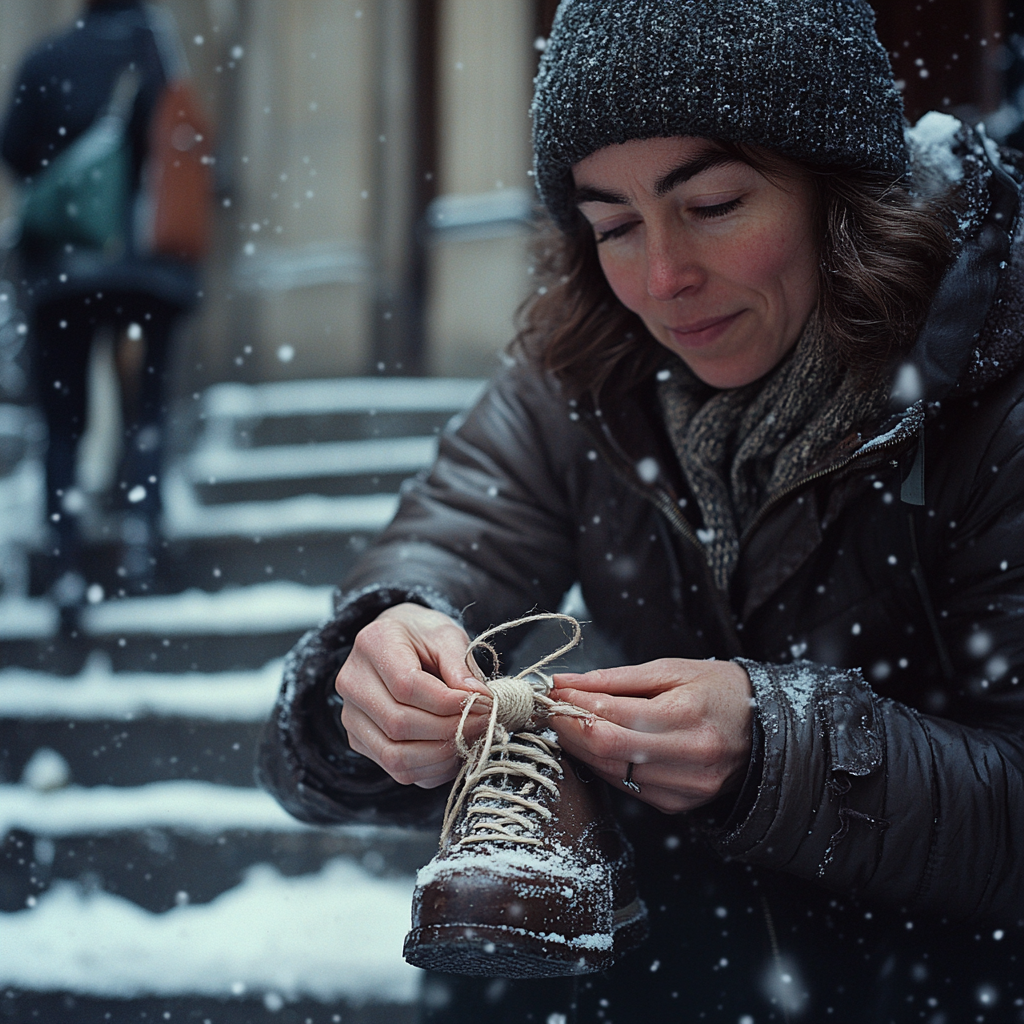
[622,761,641,794]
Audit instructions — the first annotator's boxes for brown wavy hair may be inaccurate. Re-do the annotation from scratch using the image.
[513,142,956,400]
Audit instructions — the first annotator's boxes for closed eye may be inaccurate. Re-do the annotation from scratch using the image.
[595,221,638,244]
[693,197,742,220]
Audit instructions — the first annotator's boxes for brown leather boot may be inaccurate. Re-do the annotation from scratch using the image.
[403,725,648,978]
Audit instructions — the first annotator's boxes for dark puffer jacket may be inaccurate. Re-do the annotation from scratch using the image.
[259,123,1024,1018]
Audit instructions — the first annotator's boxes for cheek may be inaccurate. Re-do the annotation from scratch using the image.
[597,250,648,313]
[724,220,817,307]
[725,228,792,290]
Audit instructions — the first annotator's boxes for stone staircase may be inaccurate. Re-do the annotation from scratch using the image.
[0,378,490,1024]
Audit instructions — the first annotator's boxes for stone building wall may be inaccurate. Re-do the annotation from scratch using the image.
[0,0,537,388]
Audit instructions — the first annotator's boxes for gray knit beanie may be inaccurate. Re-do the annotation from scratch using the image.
[532,0,907,229]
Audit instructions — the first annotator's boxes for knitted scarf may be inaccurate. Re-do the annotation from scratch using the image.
[656,316,889,591]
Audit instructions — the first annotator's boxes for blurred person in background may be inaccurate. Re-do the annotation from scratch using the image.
[261,0,1024,1020]
[1,0,208,624]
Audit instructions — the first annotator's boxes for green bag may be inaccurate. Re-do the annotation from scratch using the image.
[19,70,138,252]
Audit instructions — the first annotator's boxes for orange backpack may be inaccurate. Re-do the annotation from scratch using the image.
[140,79,213,262]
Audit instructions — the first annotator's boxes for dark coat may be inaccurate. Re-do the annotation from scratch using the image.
[0,0,198,311]
[259,129,1024,1020]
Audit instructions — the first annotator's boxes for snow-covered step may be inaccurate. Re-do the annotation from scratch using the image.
[0,582,333,643]
[1,778,437,911]
[184,436,438,506]
[162,473,401,538]
[188,436,439,487]
[161,376,485,537]
[2,826,434,912]
[198,376,485,421]
[0,656,282,721]
[0,780,314,836]
[0,596,56,639]
[82,581,333,636]
[0,857,422,1006]
[1,584,330,669]
[0,777,437,938]
[0,659,283,787]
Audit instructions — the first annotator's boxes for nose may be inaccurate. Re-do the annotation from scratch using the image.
[646,231,704,302]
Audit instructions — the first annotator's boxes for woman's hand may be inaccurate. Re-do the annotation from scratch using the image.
[551,659,754,814]
[336,603,489,789]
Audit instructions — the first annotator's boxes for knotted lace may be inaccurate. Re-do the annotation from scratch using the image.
[439,613,594,849]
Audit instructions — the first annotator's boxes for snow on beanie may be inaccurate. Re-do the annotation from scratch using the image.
[532,0,907,229]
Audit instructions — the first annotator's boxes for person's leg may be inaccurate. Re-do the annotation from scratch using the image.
[110,294,179,589]
[31,297,95,601]
[120,296,176,517]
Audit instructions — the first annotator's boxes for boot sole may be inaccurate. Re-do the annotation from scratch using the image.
[404,922,612,977]
[404,898,648,978]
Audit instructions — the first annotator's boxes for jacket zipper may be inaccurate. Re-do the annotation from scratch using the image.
[737,431,913,549]
[581,411,915,647]
[582,416,744,654]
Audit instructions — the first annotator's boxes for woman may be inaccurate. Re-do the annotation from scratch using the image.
[259,1,1024,1020]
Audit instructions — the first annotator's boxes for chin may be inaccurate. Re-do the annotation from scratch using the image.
[676,354,778,390]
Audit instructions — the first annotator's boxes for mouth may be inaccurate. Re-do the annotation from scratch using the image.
[667,312,743,348]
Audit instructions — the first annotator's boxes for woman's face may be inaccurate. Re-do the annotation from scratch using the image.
[572,137,820,389]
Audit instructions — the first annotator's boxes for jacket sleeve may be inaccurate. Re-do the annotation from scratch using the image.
[257,361,582,825]
[255,585,459,828]
[705,388,1024,924]
[340,360,581,631]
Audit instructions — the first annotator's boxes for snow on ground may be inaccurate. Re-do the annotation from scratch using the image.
[0,596,57,639]
[0,780,315,836]
[0,582,334,640]
[161,478,400,539]
[81,581,334,635]
[0,654,282,720]
[0,857,421,1004]
[200,376,485,419]
[187,435,439,484]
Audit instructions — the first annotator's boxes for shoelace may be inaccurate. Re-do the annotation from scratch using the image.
[439,613,595,849]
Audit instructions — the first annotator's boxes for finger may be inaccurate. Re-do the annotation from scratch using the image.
[339,650,484,719]
[548,716,651,765]
[342,696,491,772]
[553,686,679,733]
[342,704,461,784]
[582,762,704,814]
[579,756,704,795]
[366,701,479,743]
[557,723,740,808]
[553,660,699,696]
[351,616,489,714]
[382,606,490,693]
[342,703,455,767]
[386,667,490,716]
[372,675,491,733]
[413,771,460,791]
[555,719,647,773]
[552,712,706,764]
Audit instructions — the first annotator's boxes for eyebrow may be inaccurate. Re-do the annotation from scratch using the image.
[572,148,743,208]
[654,150,742,196]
